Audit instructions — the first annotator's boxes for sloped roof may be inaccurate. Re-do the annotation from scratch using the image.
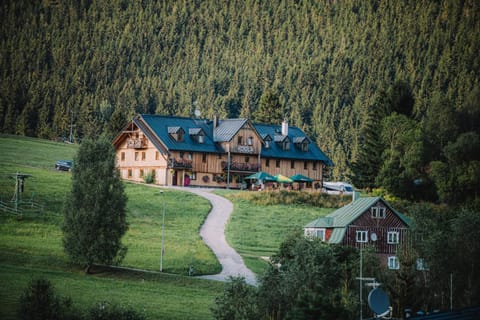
[304,197,411,244]
[214,119,249,142]
[136,115,221,153]
[127,115,333,165]
[293,136,308,143]
[168,126,183,134]
[189,128,204,135]
[255,123,333,164]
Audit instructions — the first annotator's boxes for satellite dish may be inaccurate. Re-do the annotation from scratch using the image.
[194,108,201,118]
[371,233,378,241]
[368,288,390,317]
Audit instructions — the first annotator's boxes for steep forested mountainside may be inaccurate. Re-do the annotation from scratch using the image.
[1,0,479,201]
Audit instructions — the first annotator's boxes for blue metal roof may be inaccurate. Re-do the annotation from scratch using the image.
[255,123,333,164]
[138,115,221,153]
[136,114,333,165]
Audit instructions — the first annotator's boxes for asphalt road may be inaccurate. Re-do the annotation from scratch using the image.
[180,187,257,286]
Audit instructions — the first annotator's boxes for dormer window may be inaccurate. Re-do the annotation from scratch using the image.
[263,134,272,149]
[283,139,290,151]
[294,137,309,151]
[189,128,205,144]
[168,127,185,142]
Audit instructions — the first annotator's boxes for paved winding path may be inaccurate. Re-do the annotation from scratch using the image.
[178,187,257,286]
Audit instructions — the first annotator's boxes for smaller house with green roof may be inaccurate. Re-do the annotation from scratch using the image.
[304,197,411,269]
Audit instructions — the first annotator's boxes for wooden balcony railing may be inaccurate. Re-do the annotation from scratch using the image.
[221,161,260,172]
[127,138,148,149]
[168,158,193,169]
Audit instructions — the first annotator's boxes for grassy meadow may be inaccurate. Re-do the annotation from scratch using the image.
[0,134,341,318]
[0,134,222,319]
[217,190,337,274]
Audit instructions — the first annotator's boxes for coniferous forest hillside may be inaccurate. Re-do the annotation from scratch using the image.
[1,0,479,203]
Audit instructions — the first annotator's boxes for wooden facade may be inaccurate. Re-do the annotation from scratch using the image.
[113,115,332,188]
[304,197,411,269]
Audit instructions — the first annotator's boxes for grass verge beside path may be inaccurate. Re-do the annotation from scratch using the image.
[216,190,335,275]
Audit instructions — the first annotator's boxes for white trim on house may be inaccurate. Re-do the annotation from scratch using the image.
[387,231,400,244]
[304,228,326,241]
[371,206,386,219]
[388,256,400,270]
[356,230,368,243]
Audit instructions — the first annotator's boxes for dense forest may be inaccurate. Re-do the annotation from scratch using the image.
[1,0,479,203]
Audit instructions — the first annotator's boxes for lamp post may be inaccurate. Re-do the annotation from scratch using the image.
[226,143,231,189]
[159,190,166,272]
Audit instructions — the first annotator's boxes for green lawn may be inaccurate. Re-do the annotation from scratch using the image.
[0,134,338,318]
[0,135,222,319]
[217,190,335,274]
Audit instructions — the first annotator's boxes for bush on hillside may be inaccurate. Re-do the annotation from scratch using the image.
[18,278,80,320]
[87,301,146,320]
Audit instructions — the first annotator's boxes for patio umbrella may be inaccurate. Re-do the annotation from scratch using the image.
[245,171,276,181]
[274,174,293,183]
[290,174,313,182]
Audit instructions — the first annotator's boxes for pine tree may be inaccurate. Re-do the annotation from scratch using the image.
[253,89,284,124]
[62,138,128,273]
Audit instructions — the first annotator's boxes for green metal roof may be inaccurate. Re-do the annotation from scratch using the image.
[304,197,411,242]
[328,228,346,244]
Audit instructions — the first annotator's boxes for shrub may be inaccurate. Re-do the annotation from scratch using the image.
[211,277,258,320]
[231,190,351,208]
[143,171,155,184]
[87,301,146,320]
[18,278,79,320]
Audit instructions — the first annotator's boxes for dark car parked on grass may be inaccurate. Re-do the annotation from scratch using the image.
[55,160,73,171]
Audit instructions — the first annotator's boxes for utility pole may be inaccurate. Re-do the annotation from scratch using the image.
[69,108,74,143]
[159,190,166,272]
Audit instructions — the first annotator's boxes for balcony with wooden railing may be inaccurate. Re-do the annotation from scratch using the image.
[127,138,148,149]
[168,158,193,169]
[221,161,260,173]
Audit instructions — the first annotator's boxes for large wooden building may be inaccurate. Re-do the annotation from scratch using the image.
[113,114,332,188]
[304,197,412,269]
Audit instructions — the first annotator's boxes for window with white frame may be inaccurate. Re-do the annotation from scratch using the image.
[371,206,386,218]
[387,231,400,244]
[304,228,325,241]
[388,256,400,270]
[356,230,368,243]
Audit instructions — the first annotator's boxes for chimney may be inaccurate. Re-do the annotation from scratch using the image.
[281,119,288,136]
[352,191,360,202]
[213,115,218,128]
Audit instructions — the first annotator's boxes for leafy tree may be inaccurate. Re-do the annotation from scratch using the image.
[377,113,426,199]
[211,277,259,320]
[18,278,79,320]
[62,138,128,273]
[253,90,284,125]
[257,235,359,319]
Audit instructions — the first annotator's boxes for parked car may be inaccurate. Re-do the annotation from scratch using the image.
[55,160,73,171]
